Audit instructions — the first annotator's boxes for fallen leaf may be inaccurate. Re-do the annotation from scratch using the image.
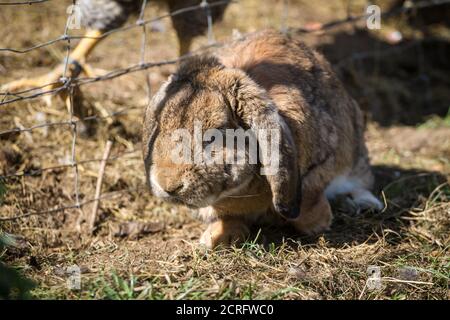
[112,221,164,239]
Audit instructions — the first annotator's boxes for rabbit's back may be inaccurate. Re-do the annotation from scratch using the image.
[217,30,368,190]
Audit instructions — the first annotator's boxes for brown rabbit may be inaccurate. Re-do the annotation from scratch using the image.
[142,30,382,248]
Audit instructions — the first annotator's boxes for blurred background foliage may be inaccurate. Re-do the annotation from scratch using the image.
[0,230,35,299]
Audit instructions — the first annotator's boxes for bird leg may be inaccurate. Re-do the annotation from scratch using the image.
[1,29,104,102]
[68,29,103,66]
[1,29,105,137]
[178,37,193,57]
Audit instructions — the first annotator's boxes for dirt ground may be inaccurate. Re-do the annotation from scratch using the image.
[0,0,449,299]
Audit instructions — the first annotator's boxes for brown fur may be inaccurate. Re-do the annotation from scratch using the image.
[142,30,378,248]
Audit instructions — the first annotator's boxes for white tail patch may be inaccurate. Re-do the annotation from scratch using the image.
[351,188,383,211]
[325,174,383,211]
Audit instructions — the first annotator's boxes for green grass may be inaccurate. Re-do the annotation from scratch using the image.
[418,107,450,129]
[0,234,35,299]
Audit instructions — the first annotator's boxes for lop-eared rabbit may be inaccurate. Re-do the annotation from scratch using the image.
[143,30,382,248]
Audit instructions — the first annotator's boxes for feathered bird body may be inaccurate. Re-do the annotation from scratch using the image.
[79,0,142,31]
[1,0,230,128]
[79,0,229,42]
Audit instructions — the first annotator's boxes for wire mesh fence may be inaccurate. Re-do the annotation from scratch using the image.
[0,0,448,223]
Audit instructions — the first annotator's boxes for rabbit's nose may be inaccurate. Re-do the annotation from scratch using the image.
[156,171,184,196]
[164,184,183,196]
[149,165,187,198]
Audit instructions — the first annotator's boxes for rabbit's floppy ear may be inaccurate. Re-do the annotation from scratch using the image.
[142,77,175,184]
[223,70,301,219]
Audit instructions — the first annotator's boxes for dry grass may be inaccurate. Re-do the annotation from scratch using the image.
[0,0,449,300]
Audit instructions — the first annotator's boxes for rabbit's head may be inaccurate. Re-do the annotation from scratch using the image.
[142,56,301,219]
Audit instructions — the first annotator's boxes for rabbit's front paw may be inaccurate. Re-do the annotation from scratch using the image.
[291,192,333,235]
[199,219,249,249]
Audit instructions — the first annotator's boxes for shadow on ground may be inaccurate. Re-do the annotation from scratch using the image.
[316,27,450,126]
[252,165,448,248]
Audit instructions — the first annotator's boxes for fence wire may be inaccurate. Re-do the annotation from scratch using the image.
[0,0,48,4]
[0,0,448,221]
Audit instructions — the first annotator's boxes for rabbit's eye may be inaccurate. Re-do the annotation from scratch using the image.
[202,127,226,148]
[202,136,216,148]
